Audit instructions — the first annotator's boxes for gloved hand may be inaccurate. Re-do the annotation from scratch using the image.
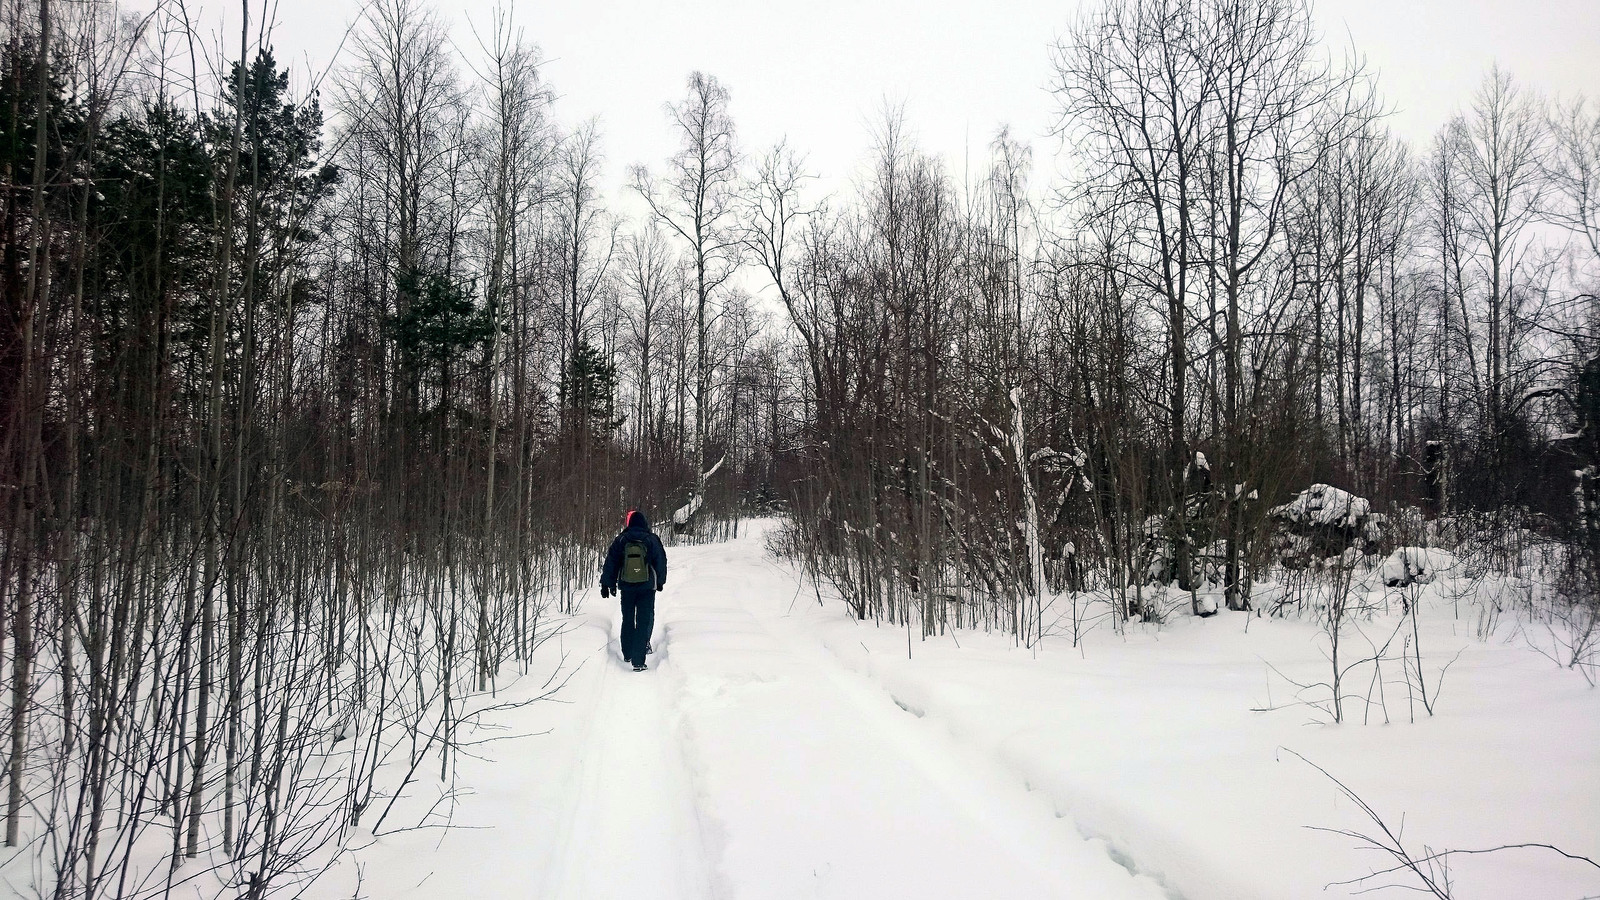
[600,585,613,598]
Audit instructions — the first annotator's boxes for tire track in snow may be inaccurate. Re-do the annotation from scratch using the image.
[748,600,1167,898]
[818,634,1203,900]
[662,537,1168,900]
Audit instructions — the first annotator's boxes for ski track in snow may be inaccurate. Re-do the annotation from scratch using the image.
[538,611,717,900]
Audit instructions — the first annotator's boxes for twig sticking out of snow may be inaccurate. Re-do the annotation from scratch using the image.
[1288,748,1600,898]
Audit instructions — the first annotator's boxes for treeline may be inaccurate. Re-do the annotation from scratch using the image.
[768,0,1599,638]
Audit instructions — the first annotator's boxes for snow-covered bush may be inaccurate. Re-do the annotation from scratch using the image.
[1135,452,1226,592]
[1138,512,1220,589]
[1379,546,1460,587]
[1384,504,1429,545]
[1268,483,1387,569]
[1140,513,1179,584]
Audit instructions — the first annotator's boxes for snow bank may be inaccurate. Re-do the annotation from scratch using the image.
[809,602,1599,900]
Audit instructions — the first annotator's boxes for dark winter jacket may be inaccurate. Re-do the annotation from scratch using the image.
[601,510,668,593]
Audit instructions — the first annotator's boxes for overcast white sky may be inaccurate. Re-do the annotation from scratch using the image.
[239,0,1596,202]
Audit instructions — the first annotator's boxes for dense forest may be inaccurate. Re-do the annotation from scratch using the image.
[0,0,1595,894]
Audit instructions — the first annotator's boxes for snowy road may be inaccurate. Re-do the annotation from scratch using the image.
[538,535,1167,900]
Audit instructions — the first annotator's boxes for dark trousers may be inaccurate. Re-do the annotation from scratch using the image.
[619,587,655,666]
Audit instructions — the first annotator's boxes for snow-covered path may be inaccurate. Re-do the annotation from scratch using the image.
[652,540,1165,899]
[538,610,716,900]
[312,526,1163,898]
[313,521,1598,900]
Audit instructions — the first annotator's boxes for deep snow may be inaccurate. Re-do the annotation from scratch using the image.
[311,520,1599,900]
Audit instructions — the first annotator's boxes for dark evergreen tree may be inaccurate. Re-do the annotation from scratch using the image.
[561,338,625,444]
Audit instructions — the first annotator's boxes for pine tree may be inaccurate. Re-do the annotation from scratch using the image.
[561,338,625,445]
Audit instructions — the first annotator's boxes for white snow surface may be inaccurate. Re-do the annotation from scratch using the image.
[308,521,1599,900]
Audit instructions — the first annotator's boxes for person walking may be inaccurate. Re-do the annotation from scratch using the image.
[601,509,668,671]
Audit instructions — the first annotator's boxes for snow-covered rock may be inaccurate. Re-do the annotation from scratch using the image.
[1269,483,1388,568]
[1379,546,1459,587]
[1269,483,1370,528]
